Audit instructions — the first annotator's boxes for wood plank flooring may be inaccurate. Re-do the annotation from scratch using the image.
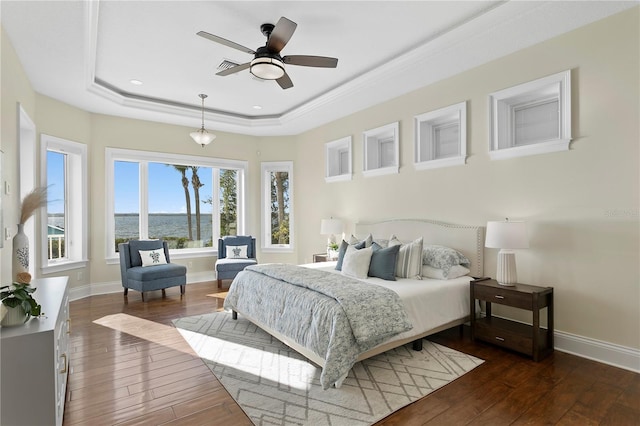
[65,281,639,425]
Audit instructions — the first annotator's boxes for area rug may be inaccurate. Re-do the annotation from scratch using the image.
[173,312,483,426]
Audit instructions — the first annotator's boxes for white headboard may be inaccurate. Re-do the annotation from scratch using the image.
[355,219,484,277]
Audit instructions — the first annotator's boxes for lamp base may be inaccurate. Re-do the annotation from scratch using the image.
[496,250,518,286]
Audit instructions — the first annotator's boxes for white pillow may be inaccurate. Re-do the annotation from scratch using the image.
[139,248,167,267]
[422,264,470,280]
[348,233,373,247]
[341,246,373,279]
[226,245,248,259]
[388,235,423,279]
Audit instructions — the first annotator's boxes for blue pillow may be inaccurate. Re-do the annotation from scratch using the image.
[335,240,350,271]
[368,242,400,281]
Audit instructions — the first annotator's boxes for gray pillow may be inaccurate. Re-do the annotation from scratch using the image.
[368,242,400,281]
[422,245,470,275]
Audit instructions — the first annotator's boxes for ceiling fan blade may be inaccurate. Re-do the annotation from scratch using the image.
[276,72,294,90]
[216,62,251,76]
[283,55,338,68]
[267,17,297,53]
[197,31,255,55]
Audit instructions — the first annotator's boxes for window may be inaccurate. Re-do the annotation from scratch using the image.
[325,136,352,182]
[363,122,399,177]
[105,148,247,261]
[40,134,88,273]
[489,70,571,160]
[414,101,467,170]
[261,161,294,252]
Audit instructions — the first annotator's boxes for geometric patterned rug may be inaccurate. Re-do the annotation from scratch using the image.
[173,312,483,426]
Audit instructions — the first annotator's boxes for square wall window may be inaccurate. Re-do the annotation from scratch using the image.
[414,101,467,170]
[325,136,352,182]
[489,70,571,160]
[363,122,399,177]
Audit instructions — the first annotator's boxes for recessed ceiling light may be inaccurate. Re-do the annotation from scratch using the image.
[130,79,143,85]
[252,105,262,110]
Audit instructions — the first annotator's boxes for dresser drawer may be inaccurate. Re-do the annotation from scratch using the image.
[474,285,532,310]
[475,318,533,355]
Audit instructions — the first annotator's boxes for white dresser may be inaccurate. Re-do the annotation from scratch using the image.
[1,276,70,426]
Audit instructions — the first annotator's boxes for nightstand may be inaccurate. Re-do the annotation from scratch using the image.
[313,253,330,262]
[470,278,554,361]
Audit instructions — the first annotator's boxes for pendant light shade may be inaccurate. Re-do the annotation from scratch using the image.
[190,94,216,147]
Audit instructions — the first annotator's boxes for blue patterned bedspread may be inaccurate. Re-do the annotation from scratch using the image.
[223,263,413,389]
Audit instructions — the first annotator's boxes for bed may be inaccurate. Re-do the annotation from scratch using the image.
[223,219,484,389]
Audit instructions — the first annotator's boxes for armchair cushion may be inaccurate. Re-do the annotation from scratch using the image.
[128,240,166,267]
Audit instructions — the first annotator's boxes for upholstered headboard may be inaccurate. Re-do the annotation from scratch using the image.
[355,219,484,277]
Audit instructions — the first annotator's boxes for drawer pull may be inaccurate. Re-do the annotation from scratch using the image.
[495,336,505,342]
[494,295,505,299]
[59,353,67,374]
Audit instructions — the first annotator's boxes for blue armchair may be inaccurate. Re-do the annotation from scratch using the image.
[119,239,187,301]
[215,235,257,288]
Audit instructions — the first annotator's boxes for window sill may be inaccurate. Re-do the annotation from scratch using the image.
[42,259,88,274]
[414,156,466,171]
[362,165,399,178]
[490,139,570,161]
[261,246,294,253]
[106,248,217,265]
[325,174,352,183]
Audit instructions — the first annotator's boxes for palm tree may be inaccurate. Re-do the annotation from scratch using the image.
[190,166,204,241]
[171,165,192,240]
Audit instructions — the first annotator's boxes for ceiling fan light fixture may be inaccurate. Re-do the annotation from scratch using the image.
[250,56,285,80]
[190,94,216,147]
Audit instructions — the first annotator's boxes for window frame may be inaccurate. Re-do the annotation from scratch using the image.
[325,136,352,182]
[40,134,89,274]
[105,148,248,263]
[489,70,571,160]
[414,101,467,170]
[362,122,400,177]
[261,161,294,253]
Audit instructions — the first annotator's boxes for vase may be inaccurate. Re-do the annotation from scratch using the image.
[12,223,29,281]
[0,305,29,327]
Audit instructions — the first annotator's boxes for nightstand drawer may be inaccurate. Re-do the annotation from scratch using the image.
[474,285,532,310]
[475,318,533,355]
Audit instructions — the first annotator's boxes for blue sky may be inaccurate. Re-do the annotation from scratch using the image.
[47,153,214,214]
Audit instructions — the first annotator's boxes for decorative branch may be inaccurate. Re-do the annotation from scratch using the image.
[19,186,48,224]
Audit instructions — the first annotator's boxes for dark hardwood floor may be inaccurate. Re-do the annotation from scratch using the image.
[65,281,639,425]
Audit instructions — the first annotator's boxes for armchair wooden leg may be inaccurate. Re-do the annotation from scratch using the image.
[124,288,128,295]
[141,292,145,302]
[180,285,185,295]
[217,279,222,289]
[162,289,166,297]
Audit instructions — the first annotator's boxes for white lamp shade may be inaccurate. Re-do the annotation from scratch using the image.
[190,129,216,147]
[320,218,343,236]
[485,220,529,249]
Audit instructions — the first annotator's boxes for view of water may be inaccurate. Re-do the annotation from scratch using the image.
[49,213,214,241]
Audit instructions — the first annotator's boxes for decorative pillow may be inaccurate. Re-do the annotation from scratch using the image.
[348,233,373,247]
[389,235,423,279]
[139,248,168,267]
[335,237,368,271]
[226,245,248,259]
[368,242,400,281]
[373,238,389,248]
[422,245,470,275]
[341,246,373,279]
[422,264,471,280]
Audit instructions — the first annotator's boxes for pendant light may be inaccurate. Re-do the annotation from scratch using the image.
[190,94,216,147]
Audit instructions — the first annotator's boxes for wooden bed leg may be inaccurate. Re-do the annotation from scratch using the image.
[459,324,464,337]
[412,338,423,351]
[232,310,238,320]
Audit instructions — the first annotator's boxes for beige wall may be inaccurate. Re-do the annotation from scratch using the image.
[294,8,639,349]
[1,8,638,351]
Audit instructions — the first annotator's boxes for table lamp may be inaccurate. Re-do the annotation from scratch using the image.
[485,219,529,286]
[320,218,343,258]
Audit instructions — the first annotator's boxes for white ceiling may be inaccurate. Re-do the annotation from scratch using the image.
[1,1,635,136]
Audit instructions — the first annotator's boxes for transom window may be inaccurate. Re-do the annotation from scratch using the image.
[105,148,247,261]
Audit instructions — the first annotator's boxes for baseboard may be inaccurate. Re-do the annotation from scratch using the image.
[68,271,216,302]
[554,329,640,373]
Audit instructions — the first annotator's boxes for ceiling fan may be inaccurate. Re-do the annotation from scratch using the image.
[197,17,338,90]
